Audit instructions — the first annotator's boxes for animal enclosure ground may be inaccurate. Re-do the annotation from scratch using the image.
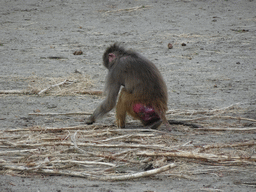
[0,0,256,191]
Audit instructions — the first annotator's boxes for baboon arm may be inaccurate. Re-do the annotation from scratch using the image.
[87,82,121,124]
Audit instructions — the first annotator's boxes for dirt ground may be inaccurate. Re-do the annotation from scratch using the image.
[0,0,256,191]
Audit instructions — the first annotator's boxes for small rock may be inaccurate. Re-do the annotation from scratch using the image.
[167,43,173,49]
[73,50,83,55]
[74,69,82,74]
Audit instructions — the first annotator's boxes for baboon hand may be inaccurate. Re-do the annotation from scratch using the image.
[85,116,95,125]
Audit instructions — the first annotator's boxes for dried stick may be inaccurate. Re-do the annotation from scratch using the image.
[99,133,155,142]
[1,164,92,178]
[51,160,116,167]
[3,126,162,134]
[218,116,256,122]
[69,131,132,164]
[38,79,68,95]
[103,5,151,14]
[0,149,38,155]
[200,140,256,151]
[28,112,92,116]
[137,151,256,162]
[113,149,138,157]
[166,103,241,115]
[4,125,89,132]
[199,187,224,192]
[168,120,202,128]
[197,127,256,131]
[109,128,165,134]
[96,163,176,181]
[3,140,168,151]
[75,90,103,96]
[2,163,176,181]
[169,116,256,123]
[0,90,30,94]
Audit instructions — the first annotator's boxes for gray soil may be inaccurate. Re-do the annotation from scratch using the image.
[0,0,256,191]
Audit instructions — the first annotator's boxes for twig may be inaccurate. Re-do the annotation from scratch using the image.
[99,133,155,142]
[1,164,92,178]
[1,163,176,181]
[96,163,176,181]
[113,149,138,157]
[71,130,88,154]
[38,79,69,95]
[51,160,116,167]
[218,116,256,122]
[163,173,197,180]
[199,188,224,192]
[197,127,256,131]
[109,128,165,134]
[4,125,91,132]
[0,149,38,155]
[168,120,202,128]
[4,141,167,150]
[28,112,92,116]
[200,140,256,151]
[166,103,241,115]
[137,151,256,162]
[170,116,256,123]
[0,90,30,94]
[75,90,103,96]
[102,5,151,14]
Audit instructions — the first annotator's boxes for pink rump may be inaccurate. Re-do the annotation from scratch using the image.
[133,103,160,124]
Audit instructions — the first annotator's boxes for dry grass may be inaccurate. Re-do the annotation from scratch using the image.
[1,106,255,181]
[28,73,93,96]
[98,5,152,14]
[0,77,255,180]
[0,73,93,96]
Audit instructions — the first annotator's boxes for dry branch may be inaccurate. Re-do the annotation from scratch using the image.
[166,103,241,115]
[75,90,103,96]
[0,149,38,155]
[28,112,92,116]
[197,127,256,131]
[51,160,116,167]
[1,164,93,178]
[137,151,256,162]
[102,5,151,14]
[109,128,165,134]
[218,116,256,122]
[2,163,176,181]
[1,106,255,181]
[0,90,30,94]
[3,125,90,132]
[169,116,256,123]
[200,140,256,151]
[96,163,176,181]
[99,133,155,142]
[4,141,167,150]
[38,79,70,95]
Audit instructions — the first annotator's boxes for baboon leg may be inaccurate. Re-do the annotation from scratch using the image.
[149,120,163,129]
[116,89,127,128]
[155,110,172,131]
[116,88,141,128]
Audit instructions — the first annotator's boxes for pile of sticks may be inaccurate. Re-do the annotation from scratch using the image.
[0,122,255,181]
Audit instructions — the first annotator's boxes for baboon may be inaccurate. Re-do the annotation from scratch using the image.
[86,43,171,131]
